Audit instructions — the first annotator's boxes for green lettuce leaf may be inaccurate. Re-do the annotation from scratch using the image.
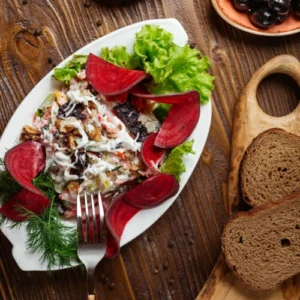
[100,46,141,69]
[160,139,195,181]
[134,25,214,104]
[54,55,88,84]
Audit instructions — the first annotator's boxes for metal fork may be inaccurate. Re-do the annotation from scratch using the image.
[77,191,107,300]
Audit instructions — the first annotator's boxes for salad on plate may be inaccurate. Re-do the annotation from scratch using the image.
[0,24,214,270]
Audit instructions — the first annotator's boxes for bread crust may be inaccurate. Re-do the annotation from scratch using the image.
[222,191,300,291]
[239,128,300,207]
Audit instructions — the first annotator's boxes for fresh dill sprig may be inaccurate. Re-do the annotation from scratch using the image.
[22,206,78,269]
[27,171,80,270]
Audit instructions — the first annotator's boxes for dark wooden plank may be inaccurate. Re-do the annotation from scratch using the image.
[0,0,299,299]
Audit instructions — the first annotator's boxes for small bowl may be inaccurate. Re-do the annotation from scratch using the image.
[212,0,300,36]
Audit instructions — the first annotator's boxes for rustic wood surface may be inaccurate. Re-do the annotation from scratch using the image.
[0,1,299,299]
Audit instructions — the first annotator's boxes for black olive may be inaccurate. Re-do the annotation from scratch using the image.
[268,0,290,14]
[292,0,300,17]
[249,6,277,28]
[249,0,269,7]
[276,10,290,22]
[233,0,251,12]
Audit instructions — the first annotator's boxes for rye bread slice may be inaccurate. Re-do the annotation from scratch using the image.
[222,192,300,291]
[240,128,300,207]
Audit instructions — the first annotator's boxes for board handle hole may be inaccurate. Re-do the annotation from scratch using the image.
[257,74,299,117]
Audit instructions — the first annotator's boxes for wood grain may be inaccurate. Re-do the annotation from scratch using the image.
[0,0,299,299]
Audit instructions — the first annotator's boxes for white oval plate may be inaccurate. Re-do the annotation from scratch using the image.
[0,18,212,271]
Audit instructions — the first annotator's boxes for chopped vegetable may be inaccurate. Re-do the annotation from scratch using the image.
[4,141,45,195]
[86,54,147,96]
[0,188,49,222]
[154,91,200,148]
[124,174,179,208]
[141,132,166,171]
[54,55,87,84]
[160,139,195,181]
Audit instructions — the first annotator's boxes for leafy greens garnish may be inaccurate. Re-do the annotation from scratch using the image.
[54,54,88,84]
[100,46,141,69]
[134,25,214,104]
[160,139,195,181]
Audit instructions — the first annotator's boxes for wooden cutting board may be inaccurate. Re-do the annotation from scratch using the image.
[196,55,300,300]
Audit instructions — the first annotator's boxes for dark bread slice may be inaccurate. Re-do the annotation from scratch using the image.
[240,128,300,207]
[222,192,300,291]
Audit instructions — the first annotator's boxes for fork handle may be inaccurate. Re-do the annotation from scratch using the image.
[88,295,95,300]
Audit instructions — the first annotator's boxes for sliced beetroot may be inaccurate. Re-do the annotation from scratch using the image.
[0,188,50,222]
[124,174,179,208]
[4,141,45,195]
[131,85,199,105]
[105,193,140,258]
[154,93,200,148]
[141,133,166,171]
[86,54,147,96]
[106,91,129,103]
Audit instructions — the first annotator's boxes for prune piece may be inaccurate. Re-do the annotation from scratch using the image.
[114,103,139,127]
[114,103,148,142]
[130,122,148,142]
[58,103,84,118]
[71,151,87,177]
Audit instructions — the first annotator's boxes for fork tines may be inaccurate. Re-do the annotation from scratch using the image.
[77,191,106,245]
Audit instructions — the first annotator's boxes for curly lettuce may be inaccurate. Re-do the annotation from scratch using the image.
[100,46,141,69]
[134,25,214,104]
[54,55,88,84]
[160,139,195,181]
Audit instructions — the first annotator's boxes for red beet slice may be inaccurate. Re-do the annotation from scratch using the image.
[131,85,199,105]
[124,174,179,208]
[141,133,166,171]
[4,141,45,195]
[154,93,200,148]
[105,193,140,258]
[0,188,50,221]
[86,54,147,96]
[106,91,129,103]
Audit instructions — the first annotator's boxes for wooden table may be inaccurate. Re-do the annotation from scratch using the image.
[0,1,299,299]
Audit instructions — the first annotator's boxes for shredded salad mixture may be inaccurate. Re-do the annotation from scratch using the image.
[0,25,214,270]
